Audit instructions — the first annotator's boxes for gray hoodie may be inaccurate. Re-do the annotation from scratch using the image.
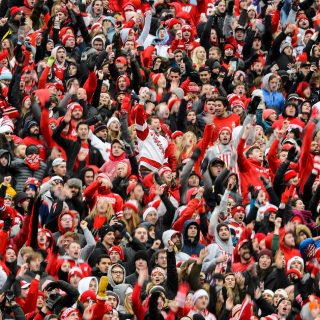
[203,191,234,272]
[107,263,126,288]
[162,229,190,263]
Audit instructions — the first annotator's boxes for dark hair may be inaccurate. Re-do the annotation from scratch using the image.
[170,67,181,74]
[147,116,160,125]
[76,122,89,131]
[95,254,110,265]
[214,96,229,108]
[246,146,260,156]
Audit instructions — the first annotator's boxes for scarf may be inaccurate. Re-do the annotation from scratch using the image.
[109,152,126,162]
[25,154,40,171]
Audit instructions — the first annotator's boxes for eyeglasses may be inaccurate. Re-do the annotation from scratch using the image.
[4,132,13,135]
[61,218,73,222]
[112,270,123,274]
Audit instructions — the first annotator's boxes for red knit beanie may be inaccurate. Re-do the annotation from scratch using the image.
[284,170,298,182]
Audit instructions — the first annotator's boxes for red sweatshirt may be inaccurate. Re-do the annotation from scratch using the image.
[299,121,315,194]
[83,180,123,213]
[237,138,273,203]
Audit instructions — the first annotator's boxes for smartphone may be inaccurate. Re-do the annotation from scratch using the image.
[230,60,238,71]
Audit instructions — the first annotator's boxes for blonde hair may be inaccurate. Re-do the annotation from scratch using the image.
[124,294,134,314]
[121,210,140,235]
[175,131,197,163]
[89,198,114,221]
[191,46,207,71]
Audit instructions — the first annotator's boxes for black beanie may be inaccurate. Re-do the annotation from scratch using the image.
[26,144,39,156]
[98,225,114,240]
[134,250,149,264]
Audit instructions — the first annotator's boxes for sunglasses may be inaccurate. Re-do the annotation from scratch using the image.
[5,132,13,135]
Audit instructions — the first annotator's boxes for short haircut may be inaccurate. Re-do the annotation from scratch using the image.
[96,254,110,265]
[76,121,88,131]
[26,252,42,264]
[215,96,229,108]
[63,232,80,242]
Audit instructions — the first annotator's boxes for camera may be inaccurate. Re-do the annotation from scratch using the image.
[45,292,60,311]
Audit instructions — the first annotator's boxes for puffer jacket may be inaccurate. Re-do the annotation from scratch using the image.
[11,158,46,192]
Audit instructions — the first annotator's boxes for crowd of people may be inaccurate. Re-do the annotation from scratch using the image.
[0,0,319,318]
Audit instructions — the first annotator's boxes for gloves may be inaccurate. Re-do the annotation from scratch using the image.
[200,157,209,174]
[227,0,234,15]
[131,90,140,102]
[35,260,48,276]
[87,55,96,72]
[286,146,297,162]
[277,0,284,11]
[44,281,58,292]
[248,185,259,200]
[260,176,272,189]
[14,45,23,63]
[3,217,12,232]
[47,56,55,67]
[97,276,108,299]
[281,185,294,204]
[154,172,163,186]
[191,147,201,161]
[247,96,261,115]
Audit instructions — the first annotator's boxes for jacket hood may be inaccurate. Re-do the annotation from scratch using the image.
[107,263,126,288]
[113,283,133,305]
[51,46,66,60]
[78,276,98,295]
[58,211,75,234]
[162,229,181,248]
[182,220,200,243]
[154,27,169,45]
[0,149,11,167]
[262,73,274,92]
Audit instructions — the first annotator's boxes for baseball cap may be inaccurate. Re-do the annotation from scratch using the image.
[52,158,66,167]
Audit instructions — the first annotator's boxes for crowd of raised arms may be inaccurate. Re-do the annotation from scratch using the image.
[1,0,320,318]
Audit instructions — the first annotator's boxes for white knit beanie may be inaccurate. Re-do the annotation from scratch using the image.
[143,207,158,221]
[192,289,209,305]
[287,256,304,270]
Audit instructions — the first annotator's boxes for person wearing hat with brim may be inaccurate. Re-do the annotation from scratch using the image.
[50,157,67,180]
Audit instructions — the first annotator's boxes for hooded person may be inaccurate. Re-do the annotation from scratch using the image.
[113,283,133,313]
[272,100,305,133]
[152,26,170,58]
[162,229,190,263]
[77,276,99,295]
[22,120,47,161]
[49,46,68,82]
[261,73,285,114]
[107,263,126,289]
[203,222,234,273]
[0,149,12,183]
[181,220,205,257]
[170,24,200,56]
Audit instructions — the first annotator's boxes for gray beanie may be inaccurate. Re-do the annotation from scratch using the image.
[67,178,83,189]
[173,88,184,99]
[280,41,292,54]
